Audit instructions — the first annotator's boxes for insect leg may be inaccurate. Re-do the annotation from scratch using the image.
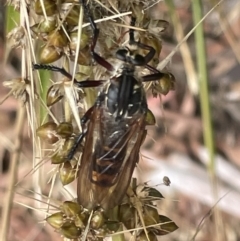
[33,64,74,80]
[66,90,105,160]
[80,0,115,72]
[66,105,94,160]
[128,18,156,65]
[141,72,165,82]
[33,63,103,88]
[142,64,175,87]
[66,131,86,161]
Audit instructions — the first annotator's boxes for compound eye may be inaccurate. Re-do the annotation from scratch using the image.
[131,54,145,65]
[116,49,128,61]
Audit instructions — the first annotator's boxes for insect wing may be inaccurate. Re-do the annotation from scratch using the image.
[77,106,146,210]
[103,116,147,208]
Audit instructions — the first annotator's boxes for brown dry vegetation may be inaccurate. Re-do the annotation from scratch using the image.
[1,0,240,241]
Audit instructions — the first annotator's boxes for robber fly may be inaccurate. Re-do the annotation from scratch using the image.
[71,0,167,211]
[34,0,167,211]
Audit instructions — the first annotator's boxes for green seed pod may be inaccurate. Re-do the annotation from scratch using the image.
[137,231,158,241]
[61,201,83,217]
[51,152,65,164]
[51,139,76,164]
[31,18,57,34]
[74,210,90,228]
[36,122,58,144]
[65,5,80,26]
[69,30,89,51]
[152,215,178,236]
[40,45,63,64]
[90,211,105,229]
[48,30,68,48]
[62,138,76,154]
[119,203,135,223]
[56,122,73,138]
[147,187,164,199]
[75,213,85,228]
[60,221,81,239]
[39,18,57,33]
[145,109,156,125]
[35,0,57,16]
[46,83,64,106]
[152,73,175,97]
[119,204,136,229]
[78,211,90,225]
[46,212,64,229]
[70,46,91,66]
[148,20,169,35]
[59,162,77,185]
[31,24,42,35]
[137,186,164,200]
[143,206,160,226]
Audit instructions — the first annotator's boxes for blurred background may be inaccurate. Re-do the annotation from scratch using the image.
[0,0,240,240]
